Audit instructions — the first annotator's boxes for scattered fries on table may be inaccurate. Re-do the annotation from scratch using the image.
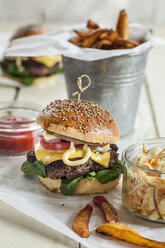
[72,196,164,247]
[96,223,165,248]
[93,196,118,223]
[72,204,93,238]
[70,10,141,50]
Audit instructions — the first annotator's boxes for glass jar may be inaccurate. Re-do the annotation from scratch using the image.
[0,101,42,155]
[122,138,165,223]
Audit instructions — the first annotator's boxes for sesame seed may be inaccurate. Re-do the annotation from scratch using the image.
[41,99,112,133]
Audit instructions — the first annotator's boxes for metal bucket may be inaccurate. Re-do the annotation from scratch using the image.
[62,49,150,137]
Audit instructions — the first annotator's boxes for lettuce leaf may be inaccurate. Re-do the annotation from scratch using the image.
[1,62,35,85]
[95,169,120,184]
[60,176,83,196]
[21,160,46,178]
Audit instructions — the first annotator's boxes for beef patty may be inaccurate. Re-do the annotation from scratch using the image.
[22,59,60,77]
[27,144,119,179]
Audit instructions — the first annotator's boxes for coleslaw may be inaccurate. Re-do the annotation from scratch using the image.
[122,145,165,222]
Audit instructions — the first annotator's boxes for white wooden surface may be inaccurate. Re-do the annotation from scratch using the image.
[17,74,68,106]
[0,87,16,101]
[145,24,165,137]
[0,23,165,248]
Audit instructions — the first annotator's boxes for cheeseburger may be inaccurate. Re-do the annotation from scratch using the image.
[1,24,62,86]
[21,99,123,195]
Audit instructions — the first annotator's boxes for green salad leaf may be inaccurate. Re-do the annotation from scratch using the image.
[95,169,120,184]
[1,62,35,85]
[87,171,96,181]
[110,160,124,173]
[94,160,123,184]
[21,160,46,178]
[19,77,34,86]
[60,176,83,196]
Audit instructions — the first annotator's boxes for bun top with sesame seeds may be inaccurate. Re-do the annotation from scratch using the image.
[10,24,48,41]
[36,99,120,144]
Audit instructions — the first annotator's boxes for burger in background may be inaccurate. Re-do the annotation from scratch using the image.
[0,24,62,86]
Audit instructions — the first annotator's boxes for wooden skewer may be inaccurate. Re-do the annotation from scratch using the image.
[72,75,91,102]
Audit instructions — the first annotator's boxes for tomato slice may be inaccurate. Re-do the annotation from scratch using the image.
[40,138,70,151]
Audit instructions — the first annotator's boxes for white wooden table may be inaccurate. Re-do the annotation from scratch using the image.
[0,23,165,248]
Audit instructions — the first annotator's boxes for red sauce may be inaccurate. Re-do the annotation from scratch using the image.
[0,116,40,154]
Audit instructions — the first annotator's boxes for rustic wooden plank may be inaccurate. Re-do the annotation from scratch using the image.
[119,81,157,145]
[0,86,16,101]
[145,24,165,137]
[0,31,17,101]
[17,74,67,107]
[0,201,79,248]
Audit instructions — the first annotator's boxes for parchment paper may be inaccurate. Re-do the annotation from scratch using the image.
[0,143,164,248]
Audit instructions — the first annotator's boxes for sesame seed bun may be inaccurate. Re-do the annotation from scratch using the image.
[10,24,48,41]
[39,175,121,194]
[37,99,120,144]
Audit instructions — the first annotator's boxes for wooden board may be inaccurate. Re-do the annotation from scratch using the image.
[0,201,79,248]
[145,24,165,137]
[0,86,16,101]
[17,74,67,107]
[120,81,157,145]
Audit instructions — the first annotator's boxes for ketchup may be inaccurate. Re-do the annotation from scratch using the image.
[0,116,40,154]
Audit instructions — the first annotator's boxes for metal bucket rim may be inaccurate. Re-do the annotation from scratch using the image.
[62,46,151,62]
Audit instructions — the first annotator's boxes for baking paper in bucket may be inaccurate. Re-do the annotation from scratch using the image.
[4,23,165,61]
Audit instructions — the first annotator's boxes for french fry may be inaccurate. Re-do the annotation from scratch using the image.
[72,204,93,238]
[116,9,130,40]
[91,40,100,48]
[82,29,107,48]
[100,30,119,43]
[87,19,100,30]
[100,32,110,40]
[93,196,118,223]
[115,38,140,48]
[96,40,112,49]
[69,36,83,45]
[96,223,165,248]
[109,29,119,43]
[73,29,92,38]
[70,11,141,49]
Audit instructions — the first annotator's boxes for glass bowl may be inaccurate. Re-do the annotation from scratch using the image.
[0,101,42,155]
[122,138,165,223]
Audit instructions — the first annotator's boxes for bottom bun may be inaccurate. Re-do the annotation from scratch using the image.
[2,70,58,85]
[39,176,121,195]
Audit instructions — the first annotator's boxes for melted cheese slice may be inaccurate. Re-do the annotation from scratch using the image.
[35,143,110,167]
[35,143,84,165]
[91,144,110,167]
[33,55,61,68]
[91,150,110,167]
